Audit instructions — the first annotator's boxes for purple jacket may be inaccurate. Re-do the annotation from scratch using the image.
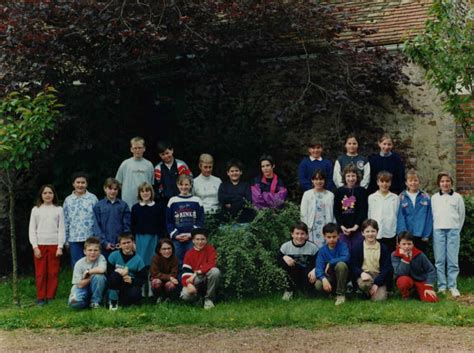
[251,174,287,210]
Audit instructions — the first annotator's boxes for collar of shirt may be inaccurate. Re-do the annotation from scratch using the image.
[439,190,454,196]
[309,156,322,162]
[379,151,393,157]
[139,201,156,206]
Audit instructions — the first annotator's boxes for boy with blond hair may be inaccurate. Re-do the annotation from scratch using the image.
[115,136,154,209]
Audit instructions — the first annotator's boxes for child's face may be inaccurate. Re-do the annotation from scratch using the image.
[105,185,119,200]
[291,228,308,246]
[73,177,87,195]
[159,148,174,164]
[312,177,325,191]
[345,137,358,155]
[41,187,55,204]
[130,142,145,159]
[159,243,173,258]
[378,138,393,155]
[84,244,100,262]
[406,176,420,193]
[362,225,378,243]
[260,160,275,178]
[140,188,152,202]
[119,238,135,255]
[200,162,213,177]
[227,166,242,183]
[345,172,357,188]
[439,176,452,193]
[377,178,391,193]
[399,238,414,253]
[177,180,191,195]
[324,231,339,248]
[308,145,323,159]
[192,234,208,250]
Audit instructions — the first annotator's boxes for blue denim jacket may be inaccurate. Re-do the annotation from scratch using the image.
[396,190,433,238]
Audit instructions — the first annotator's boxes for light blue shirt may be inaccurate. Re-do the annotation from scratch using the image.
[64,191,99,243]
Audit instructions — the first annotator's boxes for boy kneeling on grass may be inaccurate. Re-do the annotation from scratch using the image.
[107,233,146,310]
[68,237,107,309]
[180,228,221,310]
[315,223,350,306]
[278,221,317,301]
[391,231,438,303]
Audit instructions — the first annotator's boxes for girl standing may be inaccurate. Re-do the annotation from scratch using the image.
[29,185,65,305]
[251,155,287,210]
[431,171,465,297]
[300,170,335,250]
[333,134,370,189]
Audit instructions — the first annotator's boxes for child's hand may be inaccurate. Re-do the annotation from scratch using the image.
[424,289,437,301]
[151,278,161,289]
[369,284,379,296]
[308,269,316,284]
[322,278,332,292]
[422,238,429,242]
[283,256,296,267]
[187,284,197,294]
[33,247,42,259]
[186,274,195,285]
[324,263,330,275]
[56,247,63,257]
[170,277,179,285]
[360,272,371,281]
[225,204,231,209]
[83,269,91,279]
[340,226,350,236]
[106,243,115,250]
[123,275,132,284]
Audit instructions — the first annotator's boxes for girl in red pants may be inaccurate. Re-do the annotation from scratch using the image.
[28,185,65,305]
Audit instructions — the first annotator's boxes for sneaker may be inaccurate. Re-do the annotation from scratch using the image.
[438,287,447,294]
[156,297,164,304]
[203,299,215,310]
[282,291,293,301]
[90,302,100,309]
[108,300,119,311]
[449,288,461,298]
[335,295,346,306]
[36,299,46,306]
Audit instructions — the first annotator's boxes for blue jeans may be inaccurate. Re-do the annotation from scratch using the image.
[68,274,107,309]
[433,228,460,290]
[69,242,85,268]
[173,239,193,269]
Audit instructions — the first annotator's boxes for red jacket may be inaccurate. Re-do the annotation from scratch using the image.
[181,244,217,286]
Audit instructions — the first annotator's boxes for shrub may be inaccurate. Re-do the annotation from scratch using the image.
[210,203,300,299]
[460,195,474,275]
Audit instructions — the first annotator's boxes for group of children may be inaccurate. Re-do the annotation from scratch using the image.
[28,134,465,309]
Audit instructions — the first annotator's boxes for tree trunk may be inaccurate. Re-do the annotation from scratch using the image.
[7,181,19,306]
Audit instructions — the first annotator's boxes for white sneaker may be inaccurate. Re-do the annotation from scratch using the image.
[437,288,447,294]
[282,291,293,301]
[449,288,461,298]
[204,299,215,310]
[335,295,346,306]
[108,301,119,311]
[89,302,100,309]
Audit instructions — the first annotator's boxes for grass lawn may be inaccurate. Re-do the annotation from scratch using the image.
[1,271,473,331]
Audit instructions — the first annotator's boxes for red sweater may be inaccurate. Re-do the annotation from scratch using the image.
[181,244,217,286]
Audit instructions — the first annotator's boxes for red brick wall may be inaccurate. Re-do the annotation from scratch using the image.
[456,121,473,195]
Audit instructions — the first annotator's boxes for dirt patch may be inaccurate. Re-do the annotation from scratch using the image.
[1,324,473,352]
[456,294,474,306]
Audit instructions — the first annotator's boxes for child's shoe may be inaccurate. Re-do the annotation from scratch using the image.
[449,288,460,298]
[108,300,119,311]
[282,291,293,301]
[36,299,47,306]
[335,295,346,306]
[437,287,447,294]
[204,299,215,310]
[90,302,100,309]
[156,297,164,304]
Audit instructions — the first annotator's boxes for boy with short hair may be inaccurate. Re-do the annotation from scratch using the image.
[217,159,255,224]
[391,231,438,303]
[107,233,146,310]
[278,221,318,300]
[115,136,155,209]
[93,178,131,258]
[396,169,433,252]
[298,139,335,192]
[63,172,99,267]
[368,171,399,254]
[180,228,221,310]
[315,223,350,305]
[68,237,107,309]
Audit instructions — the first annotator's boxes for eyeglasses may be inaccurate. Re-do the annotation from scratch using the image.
[161,247,172,251]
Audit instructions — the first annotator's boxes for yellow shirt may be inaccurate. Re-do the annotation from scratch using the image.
[362,241,380,273]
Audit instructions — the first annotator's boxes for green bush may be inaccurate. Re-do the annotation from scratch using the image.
[460,195,474,275]
[210,203,300,299]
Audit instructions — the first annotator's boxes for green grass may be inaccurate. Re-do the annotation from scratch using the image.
[1,271,473,331]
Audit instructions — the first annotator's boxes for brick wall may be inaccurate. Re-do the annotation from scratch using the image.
[456,120,474,195]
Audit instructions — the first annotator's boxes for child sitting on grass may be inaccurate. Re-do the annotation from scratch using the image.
[278,221,317,300]
[180,228,221,310]
[68,237,107,309]
[314,223,350,306]
[391,231,438,303]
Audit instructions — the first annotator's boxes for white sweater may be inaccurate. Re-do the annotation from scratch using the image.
[28,205,66,248]
[431,191,465,229]
[193,174,222,214]
[368,191,399,239]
